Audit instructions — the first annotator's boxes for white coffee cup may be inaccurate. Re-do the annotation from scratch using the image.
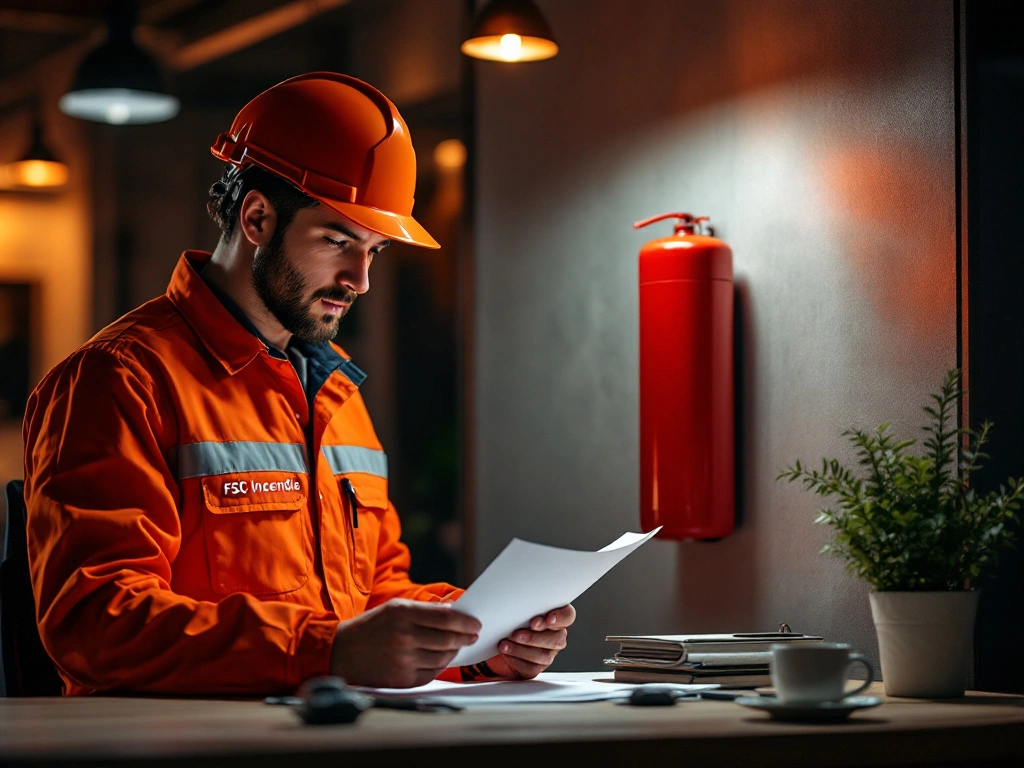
[770,643,874,705]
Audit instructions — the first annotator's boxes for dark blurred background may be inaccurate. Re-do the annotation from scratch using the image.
[1,1,1022,683]
[0,0,470,586]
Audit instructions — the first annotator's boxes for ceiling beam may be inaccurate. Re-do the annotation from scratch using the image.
[0,10,98,36]
[140,0,211,25]
[169,0,351,71]
[0,0,205,37]
[0,0,352,113]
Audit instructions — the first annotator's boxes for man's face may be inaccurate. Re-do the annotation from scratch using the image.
[252,207,389,343]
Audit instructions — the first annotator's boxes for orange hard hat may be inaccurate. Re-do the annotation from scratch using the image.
[211,72,438,249]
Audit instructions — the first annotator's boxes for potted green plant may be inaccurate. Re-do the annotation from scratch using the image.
[777,369,1024,697]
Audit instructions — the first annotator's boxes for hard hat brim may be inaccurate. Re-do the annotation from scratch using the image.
[320,198,440,249]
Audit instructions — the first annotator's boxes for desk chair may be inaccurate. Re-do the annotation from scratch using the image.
[1,480,63,696]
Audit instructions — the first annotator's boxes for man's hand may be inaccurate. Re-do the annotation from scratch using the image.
[484,604,576,680]
[331,599,481,688]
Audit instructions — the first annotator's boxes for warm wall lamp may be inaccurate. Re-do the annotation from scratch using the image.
[0,112,69,191]
[461,0,559,62]
[59,0,180,125]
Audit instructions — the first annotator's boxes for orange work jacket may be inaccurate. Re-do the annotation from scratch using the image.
[23,251,464,695]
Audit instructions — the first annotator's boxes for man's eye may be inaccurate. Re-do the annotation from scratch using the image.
[324,236,347,248]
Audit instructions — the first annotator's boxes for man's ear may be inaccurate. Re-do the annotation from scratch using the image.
[238,190,277,247]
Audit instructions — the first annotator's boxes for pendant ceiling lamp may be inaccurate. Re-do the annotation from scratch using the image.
[0,113,69,190]
[461,0,558,62]
[59,1,180,125]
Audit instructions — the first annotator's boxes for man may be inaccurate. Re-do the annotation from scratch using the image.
[22,72,574,695]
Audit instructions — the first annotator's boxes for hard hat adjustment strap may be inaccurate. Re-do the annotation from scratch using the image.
[215,134,359,205]
[301,168,358,204]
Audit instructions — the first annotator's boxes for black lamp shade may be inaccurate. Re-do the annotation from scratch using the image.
[462,0,559,62]
[71,35,167,94]
[1,118,69,190]
[59,20,180,124]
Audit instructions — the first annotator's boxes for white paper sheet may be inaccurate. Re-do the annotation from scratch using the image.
[360,671,716,706]
[448,527,661,666]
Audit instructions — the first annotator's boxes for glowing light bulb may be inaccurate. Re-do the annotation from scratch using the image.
[498,33,523,61]
[22,161,49,187]
[105,103,131,124]
[3,159,69,189]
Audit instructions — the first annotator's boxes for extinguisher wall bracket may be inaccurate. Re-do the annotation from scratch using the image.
[692,216,713,236]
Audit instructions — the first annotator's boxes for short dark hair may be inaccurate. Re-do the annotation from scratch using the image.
[207,165,318,240]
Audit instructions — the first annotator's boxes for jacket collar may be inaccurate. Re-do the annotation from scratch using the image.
[200,267,289,361]
[166,251,366,387]
[166,251,268,375]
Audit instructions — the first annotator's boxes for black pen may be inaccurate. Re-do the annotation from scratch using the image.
[342,478,359,529]
[265,693,462,713]
[698,689,761,701]
[372,696,463,712]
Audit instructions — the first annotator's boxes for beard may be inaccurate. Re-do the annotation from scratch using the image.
[252,230,355,344]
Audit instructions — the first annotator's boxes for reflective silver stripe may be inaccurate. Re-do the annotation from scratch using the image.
[178,441,308,479]
[322,445,388,479]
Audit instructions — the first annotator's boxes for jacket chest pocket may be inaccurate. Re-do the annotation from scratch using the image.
[201,473,310,596]
[338,473,388,594]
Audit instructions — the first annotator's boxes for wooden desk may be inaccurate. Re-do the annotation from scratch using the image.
[1,677,1022,767]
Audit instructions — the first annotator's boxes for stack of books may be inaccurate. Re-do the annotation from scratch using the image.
[604,630,824,686]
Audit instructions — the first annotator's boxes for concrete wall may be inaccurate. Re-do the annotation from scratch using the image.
[472,0,957,671]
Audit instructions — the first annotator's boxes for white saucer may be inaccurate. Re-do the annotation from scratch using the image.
[734,695,882,723]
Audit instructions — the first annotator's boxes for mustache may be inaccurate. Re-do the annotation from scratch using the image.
[311,287,357,305]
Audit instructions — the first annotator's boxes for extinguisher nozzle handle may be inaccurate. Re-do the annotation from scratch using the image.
[633,212,693,230]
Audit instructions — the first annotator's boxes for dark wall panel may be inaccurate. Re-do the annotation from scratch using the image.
[473,0,957,671]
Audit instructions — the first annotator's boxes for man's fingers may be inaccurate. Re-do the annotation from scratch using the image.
[413,625,479,651]
[331,599,483,688]
[414,648,460,671]
[502,658,547,681]
[507,627,568,650]
[498,638,560,666]
[412,668,447,688]
[545,604,576,627]
[529,604,576,631]
[389,600,482,634]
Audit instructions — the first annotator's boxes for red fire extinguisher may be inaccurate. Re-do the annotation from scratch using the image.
[634,212,734,540]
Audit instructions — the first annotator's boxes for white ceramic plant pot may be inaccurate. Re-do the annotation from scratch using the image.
[869,590,980,698]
